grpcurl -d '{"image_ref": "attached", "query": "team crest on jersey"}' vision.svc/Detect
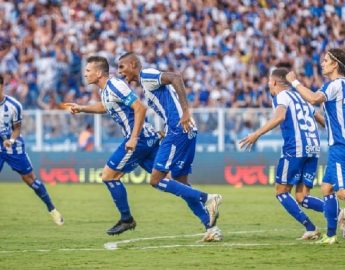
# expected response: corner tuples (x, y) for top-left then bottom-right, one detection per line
(147, 139), (154, 147)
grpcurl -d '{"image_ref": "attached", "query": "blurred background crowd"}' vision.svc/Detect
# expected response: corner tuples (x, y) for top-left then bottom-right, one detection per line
(0, 0), (344, 111)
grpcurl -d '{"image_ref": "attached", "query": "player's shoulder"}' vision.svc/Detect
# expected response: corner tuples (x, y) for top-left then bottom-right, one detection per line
(5, 95), (22, 109)
(107, 77), (132, 94)
(140, 68), (161, 78)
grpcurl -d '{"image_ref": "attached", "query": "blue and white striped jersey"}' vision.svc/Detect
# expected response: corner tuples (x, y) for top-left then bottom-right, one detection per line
(272, 89), (320, 157)
(100, 77), (156, 138)
(0, 96), (25, 154)
(140, 68), (196, 134)
(319, 78), (345, 146)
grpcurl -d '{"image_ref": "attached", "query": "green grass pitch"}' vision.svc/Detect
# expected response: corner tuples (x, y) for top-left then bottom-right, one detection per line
(0, 183), (344, 270)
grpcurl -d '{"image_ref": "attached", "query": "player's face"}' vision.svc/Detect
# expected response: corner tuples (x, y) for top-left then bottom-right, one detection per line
(321, 53), (337, 77)
(118, 58), (136, 83)
(84, 63), (100, 85)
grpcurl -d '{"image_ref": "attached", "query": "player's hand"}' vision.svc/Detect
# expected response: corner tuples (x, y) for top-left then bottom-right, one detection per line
(125, 137), (138, 152)
(286, 71), (297, 83)
(178, 111), (194, 133)
(64, 103), (82, 114)
(3, 139), (13, 148)
(239, 132), (259, 151)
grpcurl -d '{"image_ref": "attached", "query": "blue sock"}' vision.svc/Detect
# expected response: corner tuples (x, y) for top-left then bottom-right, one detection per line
(155, 178), (208, 202)
(301, 195), (324, 212)
(104, 180), (132, 221)
(276, 192), (315, 231)
(185, 183), (210, 229)
(29, 179), (55, 212)
(324, 194), (338, 237)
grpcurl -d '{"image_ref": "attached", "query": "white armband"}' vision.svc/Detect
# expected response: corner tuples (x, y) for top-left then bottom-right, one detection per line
(291, 80), (301, 88)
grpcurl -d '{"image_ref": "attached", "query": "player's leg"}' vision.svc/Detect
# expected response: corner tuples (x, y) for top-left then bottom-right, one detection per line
(295, 157), (323, 212)
(275, 157), (317, 238)
(316, 148), (340, 244)
(103, 140), (141, 235)
(4, 152), (64, 225)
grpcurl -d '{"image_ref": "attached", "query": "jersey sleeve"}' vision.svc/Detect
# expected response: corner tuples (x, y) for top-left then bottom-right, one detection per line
(108, 78), (138, 107)
(319, 81), (337, 101)
(140, 68), (162, 91)
(274, 92), (290, 108)
(9, 98), (23, 123)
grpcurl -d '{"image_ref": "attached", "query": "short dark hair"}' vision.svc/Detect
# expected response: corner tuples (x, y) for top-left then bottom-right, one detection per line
(0, 74), (3, 85)
(328, 48), (345, 75)
(270, 67), (289, 85)
(86, 56), (109, 75)
(119, 52), (136, 60)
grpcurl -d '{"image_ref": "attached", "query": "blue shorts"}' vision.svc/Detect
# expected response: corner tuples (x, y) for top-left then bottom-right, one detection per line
(107, 135), (160, 173)
(275, 156), (318, 188)
(323, 145), (345, 191)
(0, 152), (33, 175)
(154, 130), (197, 178)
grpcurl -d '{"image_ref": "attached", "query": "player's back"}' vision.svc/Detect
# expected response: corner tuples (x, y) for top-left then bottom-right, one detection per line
(140, 68), (188, 134)
(273, 89), (320, 157)
(101, 77), (156, 139)
(320, 78), (345, 146)
(0, 95), (25, 154)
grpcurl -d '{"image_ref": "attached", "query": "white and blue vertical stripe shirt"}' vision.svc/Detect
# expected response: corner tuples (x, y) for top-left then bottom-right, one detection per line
(100, 77), (156, 139)
(319, 78), (345, 146)
(140, 68), (196, 134)
(0, 96), (25, 154)
(272, 89), (320, 157)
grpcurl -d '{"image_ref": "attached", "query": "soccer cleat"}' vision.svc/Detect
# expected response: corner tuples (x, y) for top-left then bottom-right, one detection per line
(202, 226), (223, 242)
(337, 208), (345, 238)
(50, 209), (64, 226)
(205, 194), (222, 226)
(315, 234), (337, 245)
(297, 228), (321, 240)
(106, 219), (136, 236)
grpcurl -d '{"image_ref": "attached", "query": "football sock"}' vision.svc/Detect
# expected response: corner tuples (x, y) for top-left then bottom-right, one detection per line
(155, 178), (208, 202)
(276, 192), (315, 231)
(324, 194), (338, 237)
(155, 179), (210, 227)
(301, 195), (324, 212)
(184, 183), (210, 229)
(104, 180), (132, 221)
(29, 179), (55, 212)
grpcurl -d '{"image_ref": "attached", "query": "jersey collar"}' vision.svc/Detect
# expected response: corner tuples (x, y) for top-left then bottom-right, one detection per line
(0, 96), (7, 106)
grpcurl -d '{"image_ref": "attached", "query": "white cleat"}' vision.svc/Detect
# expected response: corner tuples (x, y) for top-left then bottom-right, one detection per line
(50, 209), (64, 226)
(297, 228), (321, 240)
(202, 226), (223, 242)
(338, 208), (345, 238)
(205, 194), (222, 226)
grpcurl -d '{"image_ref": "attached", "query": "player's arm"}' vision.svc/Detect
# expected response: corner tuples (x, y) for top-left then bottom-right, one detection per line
(314, 111), (325, 128)
(3, 122), (21, 148)
(160, 72), (194, 132)
(239, 105), (286, 151)
(66, 102), (106, 114)
(125, 99), (147, 152)
(286, 71), (326, 105)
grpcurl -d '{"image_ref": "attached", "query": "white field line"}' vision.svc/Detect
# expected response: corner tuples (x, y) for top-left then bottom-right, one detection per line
(0, 228), (306, 254)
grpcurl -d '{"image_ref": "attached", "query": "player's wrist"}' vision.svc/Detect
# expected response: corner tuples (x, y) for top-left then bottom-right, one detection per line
(291, 80), (301, 88)
(9, 138), (15, 144)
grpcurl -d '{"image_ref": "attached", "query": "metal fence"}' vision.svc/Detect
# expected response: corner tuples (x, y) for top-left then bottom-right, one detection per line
(21, 108), (328, 152)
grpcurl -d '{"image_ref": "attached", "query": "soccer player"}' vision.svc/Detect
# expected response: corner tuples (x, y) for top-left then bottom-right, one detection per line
(0, 74), (63, 225)
(118, 52), (222, 242)
(66, 56), (160, 235)
(240, 67), (325, 241)
(286, 48), (345, 244)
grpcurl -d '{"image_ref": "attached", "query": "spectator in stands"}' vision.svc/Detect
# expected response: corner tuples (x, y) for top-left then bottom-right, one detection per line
(78, 123), (94, 151)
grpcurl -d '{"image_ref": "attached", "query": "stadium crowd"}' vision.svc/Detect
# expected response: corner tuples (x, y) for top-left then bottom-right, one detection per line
(0, 0), (344, 110)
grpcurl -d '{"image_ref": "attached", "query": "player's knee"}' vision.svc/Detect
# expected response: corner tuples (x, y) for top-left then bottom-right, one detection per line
(295, 194), (305, 204)
(149, 177), (160, 186)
